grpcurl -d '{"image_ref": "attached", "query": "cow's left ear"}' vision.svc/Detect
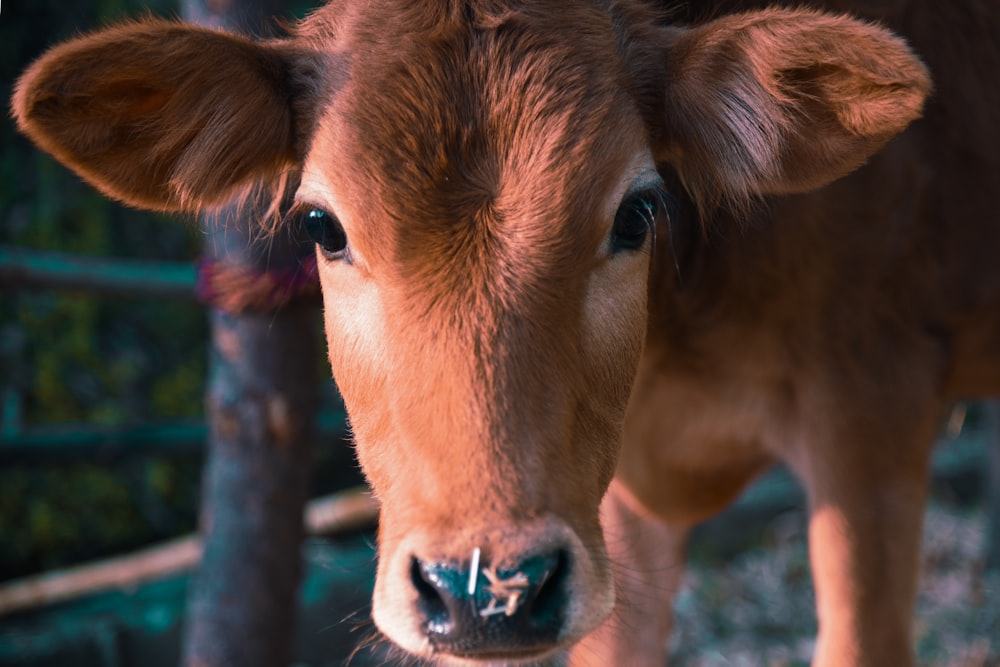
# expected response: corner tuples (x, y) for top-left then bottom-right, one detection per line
(631, 9), (931, 209)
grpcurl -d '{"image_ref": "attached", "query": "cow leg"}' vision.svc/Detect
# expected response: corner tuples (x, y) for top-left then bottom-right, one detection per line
(568, 478), (689, 667)
(791, 422), (936, 667)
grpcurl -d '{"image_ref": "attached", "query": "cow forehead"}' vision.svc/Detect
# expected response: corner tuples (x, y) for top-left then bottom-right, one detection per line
(300, 0), (648, 284)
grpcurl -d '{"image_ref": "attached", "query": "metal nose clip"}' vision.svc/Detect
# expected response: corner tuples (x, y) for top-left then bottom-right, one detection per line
(467, 547), (481, 596)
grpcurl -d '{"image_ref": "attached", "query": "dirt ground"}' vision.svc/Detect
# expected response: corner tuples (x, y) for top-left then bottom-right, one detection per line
(668, 502), (1000, 666)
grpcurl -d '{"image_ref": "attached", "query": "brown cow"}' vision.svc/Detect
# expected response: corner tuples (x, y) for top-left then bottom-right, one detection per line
(12, 0), (999, 664)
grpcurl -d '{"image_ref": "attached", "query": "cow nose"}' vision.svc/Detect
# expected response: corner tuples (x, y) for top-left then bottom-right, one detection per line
(410, 549), (569, 657)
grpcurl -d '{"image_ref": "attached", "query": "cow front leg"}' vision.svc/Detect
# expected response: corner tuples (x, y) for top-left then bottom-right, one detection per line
(568, 478), (689, 667)
(793, 430), (935, 667)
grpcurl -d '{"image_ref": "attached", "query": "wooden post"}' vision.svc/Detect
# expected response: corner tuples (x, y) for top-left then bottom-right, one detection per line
(182, 219), (317, 667)
(178, 3), (316, 665)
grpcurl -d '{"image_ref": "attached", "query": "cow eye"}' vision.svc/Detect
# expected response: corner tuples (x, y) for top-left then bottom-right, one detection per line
(611, 189), (659, 253)
(299, 207), (349, 260)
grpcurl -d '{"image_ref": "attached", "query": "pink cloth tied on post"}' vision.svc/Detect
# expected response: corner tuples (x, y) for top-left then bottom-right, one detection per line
(195, 253), (321, 314)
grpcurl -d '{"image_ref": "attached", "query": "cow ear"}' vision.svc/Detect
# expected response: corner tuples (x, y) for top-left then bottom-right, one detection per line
(641, 10), (930, 210)
(12, 20), (312, 212)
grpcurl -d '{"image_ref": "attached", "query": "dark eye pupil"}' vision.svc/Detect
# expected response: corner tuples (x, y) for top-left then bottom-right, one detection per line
(303, 209), (348, 256)
(612, 191), (657, 252)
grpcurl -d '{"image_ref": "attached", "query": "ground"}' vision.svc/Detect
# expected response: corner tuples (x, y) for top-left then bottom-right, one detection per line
(669, 502), (1000, 666)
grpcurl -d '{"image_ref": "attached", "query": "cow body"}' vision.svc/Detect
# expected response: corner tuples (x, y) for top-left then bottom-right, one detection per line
(12, 0), (1000, 664)
(606, 5), (1000, 664)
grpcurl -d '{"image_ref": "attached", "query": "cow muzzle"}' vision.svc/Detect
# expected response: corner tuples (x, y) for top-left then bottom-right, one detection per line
(412, 547), (569, 658)
(372, 517), (613, 662)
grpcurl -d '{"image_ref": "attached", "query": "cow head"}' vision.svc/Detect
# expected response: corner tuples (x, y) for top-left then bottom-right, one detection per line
(13, 1), (928, 662)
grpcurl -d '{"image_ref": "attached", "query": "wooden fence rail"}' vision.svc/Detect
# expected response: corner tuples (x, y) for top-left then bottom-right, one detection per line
(0, 411), (347, 464)
(0, 486), (378, 617)
(0, 244), (197, 297)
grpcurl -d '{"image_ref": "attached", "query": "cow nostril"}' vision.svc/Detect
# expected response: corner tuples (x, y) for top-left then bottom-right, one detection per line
(528, 549), (569, 626)
(410, 557), (452, 636)
(408, 548), (571, 656)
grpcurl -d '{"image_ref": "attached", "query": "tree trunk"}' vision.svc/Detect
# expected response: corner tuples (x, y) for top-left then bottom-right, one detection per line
(178, 3), (316, 665)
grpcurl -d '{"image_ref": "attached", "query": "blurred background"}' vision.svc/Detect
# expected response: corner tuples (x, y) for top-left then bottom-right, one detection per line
(0, 0), (367, 580)
(2, 0), (211, 586)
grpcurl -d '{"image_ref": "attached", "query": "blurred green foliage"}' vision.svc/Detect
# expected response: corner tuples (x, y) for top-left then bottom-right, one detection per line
(0, 461), (202, 579)
(0, 0), (324, 582)
(2, 0), (205, 428)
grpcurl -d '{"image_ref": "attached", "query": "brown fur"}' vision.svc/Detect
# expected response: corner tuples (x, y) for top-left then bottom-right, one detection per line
(11, 0), (997, 664)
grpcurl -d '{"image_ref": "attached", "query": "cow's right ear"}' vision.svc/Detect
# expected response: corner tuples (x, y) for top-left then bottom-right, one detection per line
(12, 20), (316, 212)
(631, 9), (931, 211)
